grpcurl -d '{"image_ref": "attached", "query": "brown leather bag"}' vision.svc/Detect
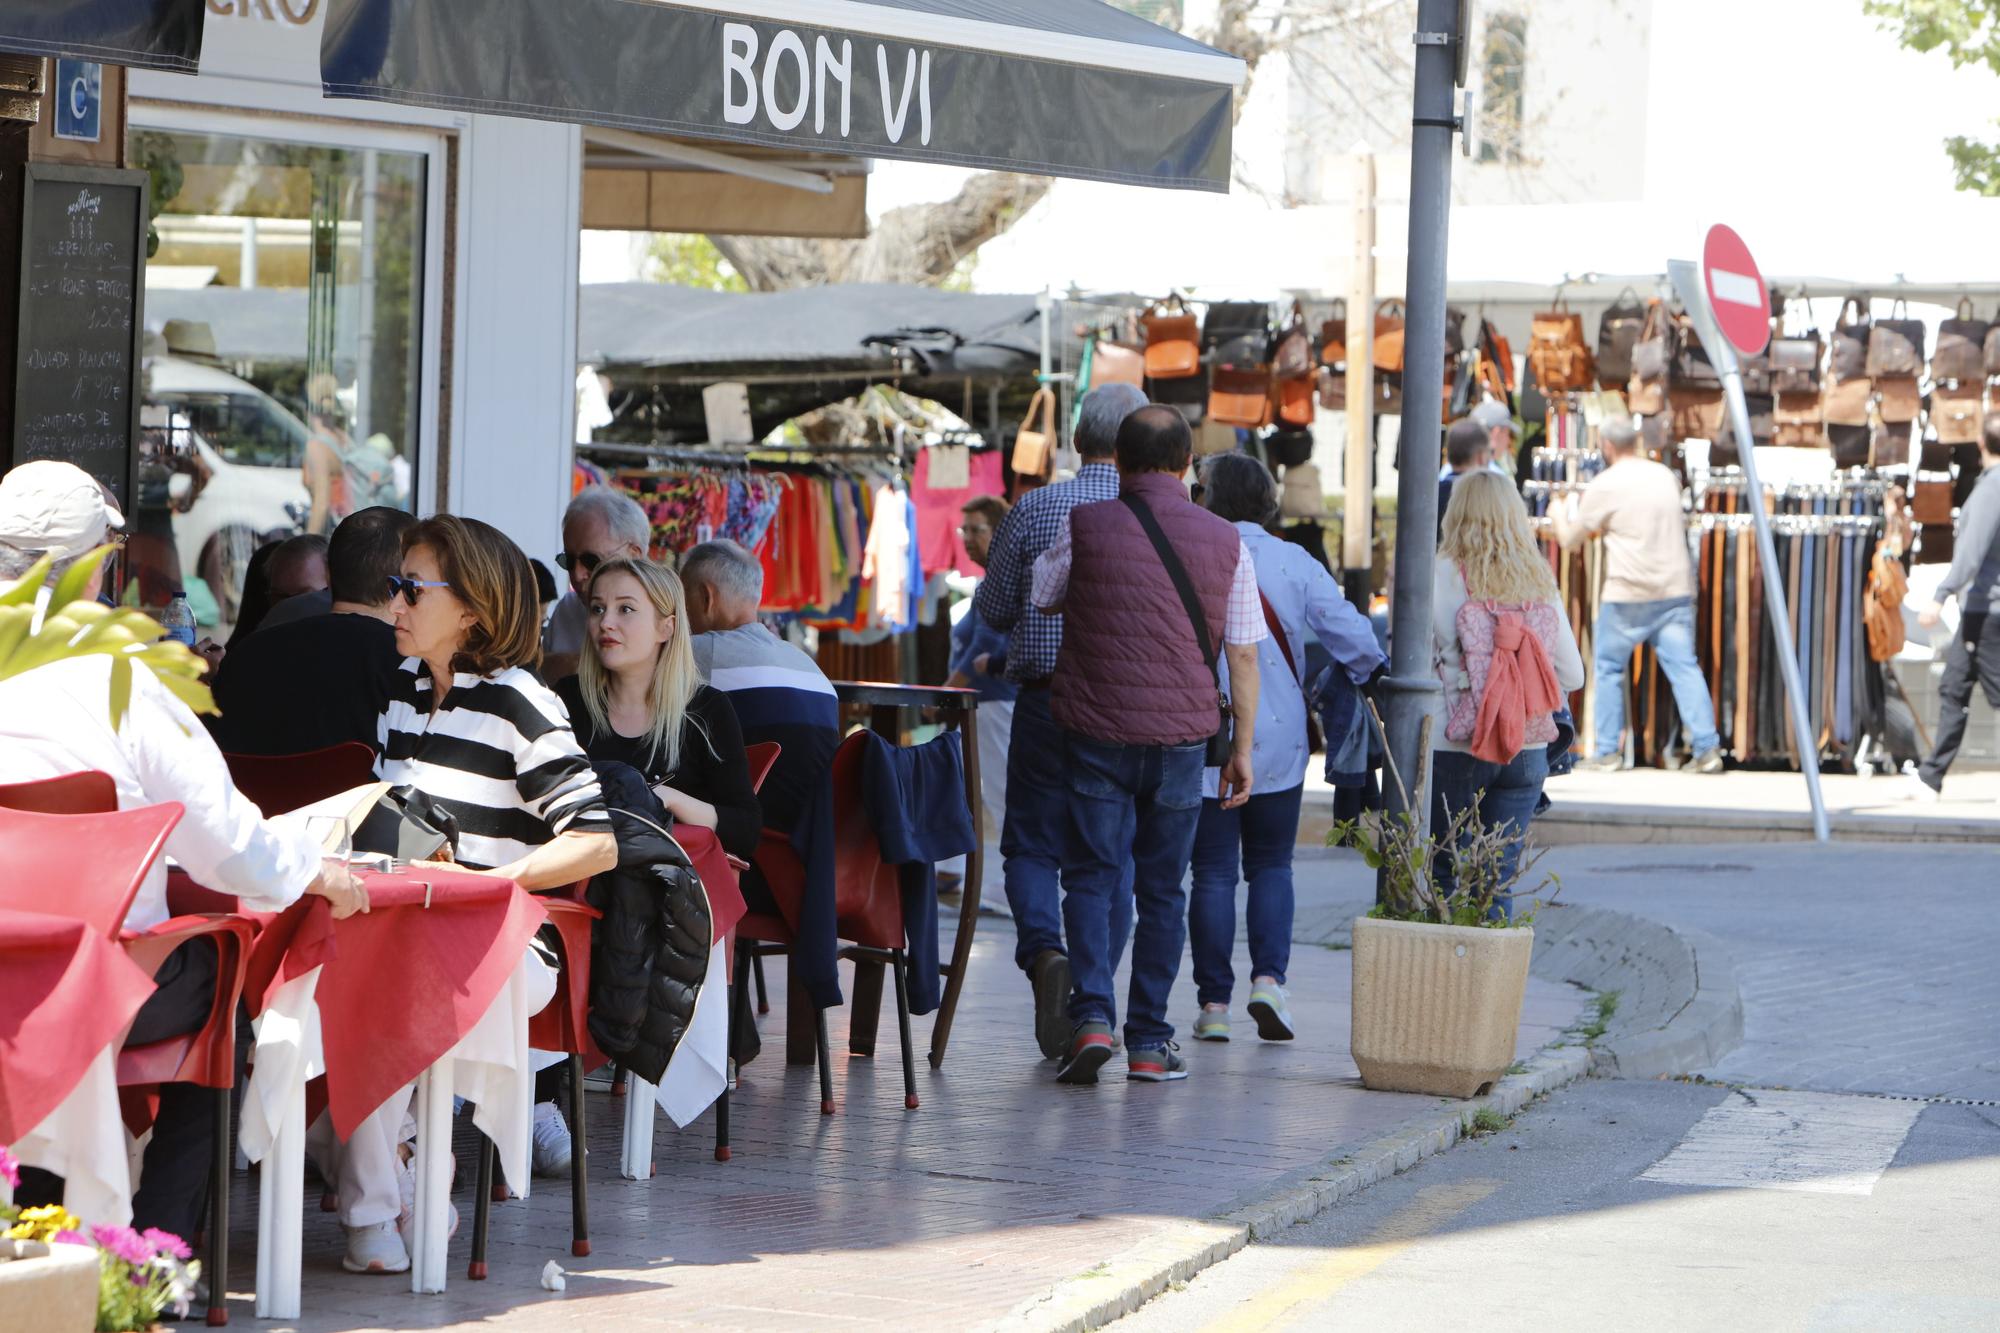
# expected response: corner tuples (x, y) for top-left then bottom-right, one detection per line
(1274, 373), (1315, 429)
(1769, 333), (1822, 394)
(1090, 340), (1144, 389)
(1628, 302), (1670, 414)
(1316, 364), (1347, 410)
(1829, 298), (1870, 383)
(1319, 299), (1348, 368)
(1772, 391), (1825, 448)
(1273, 301), (1312, 381)
(1875, 377), (1920, 425)
(1373, 300), (1407, 374)
(1529, 300), (1595, 392)
(1867, 300), (1926, 379)
(1671, 312), (1721, 389)
(1985, 302), (2000, 376)
(1913, 476), (1954, 525)
(1011, 387), (1056, 477)
(1933, 384), (1983, 444)
(1934, 297), (1989, 384)
(1208, 365), (1273, 428)
(1141, 297), (1201, 380)
(1822, 376), (1873, 427)
(1668, 386), (1725, 443)
(1596, 288), (1646, 387)
(1864, 550), (1907, 663)
(1870, 421), (1912, 471)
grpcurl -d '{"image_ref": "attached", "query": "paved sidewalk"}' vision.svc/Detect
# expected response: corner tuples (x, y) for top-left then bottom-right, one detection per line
(220, 874), (1582, 1331)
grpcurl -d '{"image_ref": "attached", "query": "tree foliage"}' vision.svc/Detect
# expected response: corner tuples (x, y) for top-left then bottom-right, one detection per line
(1867, 0), (2000, 194)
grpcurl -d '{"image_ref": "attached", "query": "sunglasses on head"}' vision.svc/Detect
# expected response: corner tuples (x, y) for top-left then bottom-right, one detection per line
(386, 575), (450, 605)
(554, 551), (607, 575)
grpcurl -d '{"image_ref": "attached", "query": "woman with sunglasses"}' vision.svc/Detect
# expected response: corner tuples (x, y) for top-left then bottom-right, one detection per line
(323, 514), (616, 1279)
(553, 556), (762, 859)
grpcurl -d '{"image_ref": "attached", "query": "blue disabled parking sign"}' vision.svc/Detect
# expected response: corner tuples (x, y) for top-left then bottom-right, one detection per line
(54, 60), (101, 143)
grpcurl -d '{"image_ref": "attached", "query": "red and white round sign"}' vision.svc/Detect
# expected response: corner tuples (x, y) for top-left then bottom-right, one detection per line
(1702, 224), (1771, 359)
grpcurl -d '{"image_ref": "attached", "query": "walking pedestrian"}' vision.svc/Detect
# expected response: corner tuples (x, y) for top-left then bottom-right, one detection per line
(944, 496), (1015, 886)
(1553, 418), (1722, 772)
(1911, 412), (2000, 800)
(1433, 472), (1586, 916)
(973, 384), (1143, 1060)
(1189, 454), (1384, 1043)
(1033, 406), (1265, 1085)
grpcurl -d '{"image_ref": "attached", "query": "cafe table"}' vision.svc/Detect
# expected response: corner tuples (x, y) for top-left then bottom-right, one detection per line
(0, 907), (156, 1226)
(235, 868), (548, 1316)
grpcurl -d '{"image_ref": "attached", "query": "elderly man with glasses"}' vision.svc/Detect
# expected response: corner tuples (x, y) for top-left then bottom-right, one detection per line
(542, 486), (651, 682)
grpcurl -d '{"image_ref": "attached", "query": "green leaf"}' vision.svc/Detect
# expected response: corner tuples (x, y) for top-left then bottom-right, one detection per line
(49, 544), (115, 613)
(109, 654), (132, 731)
(0, 553), (52, 607)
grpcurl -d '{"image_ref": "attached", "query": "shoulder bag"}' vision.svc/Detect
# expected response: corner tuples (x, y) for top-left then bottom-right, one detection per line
(1933, 383), (1983, 444)
(1628, 302), (1670, 414)
(1934, 297), (1988, 384)
(1320, 299), (1348, 368)
(1529, 298), (1594, 392)
(1596, 287), (1647, 386)
(1769, 332), (1822, 394)
(1829, 298), (1870, 383)
(1141, 295), (1201, 380)
(1119, 494), (1235, 768)
(1867, 299), (1925, 380)
(1012, 386), (1056, 477)
(1373, 300), (1407, 374)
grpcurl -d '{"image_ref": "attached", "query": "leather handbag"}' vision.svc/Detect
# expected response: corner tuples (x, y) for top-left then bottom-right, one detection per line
(1280, 461), (1325, 519)
(1274, 373), (1316, 428)
(1596, 287), (1646, 387)
(1208, 365), (1273, 428)
(1265, 428), (1314, 470)
(1920, 437), (1954, 470)
(1933, 384), (1984, 444)
(1529, 299), (1595, 392)
(1745, 392), (1775, 446)
(1829, 298), (1870, 383)
(1011, 386), (1057, 476)
(1770, 333), (1822, 394)
(1773, 390), (1825, 448)
(1194, 417), (1239, 457)
(1317, 364), (1347, 411)
(1668, 386), (1725, 442)
(1141, 296), (1201, 380)
(1201, 301), (1272, 356)
(1739, 352), (1772, 396)
(1913, 475), (1955, 525)
(1875, 376), (1921, 425)
(1671, 313), (1721, 389)
(1985, 303), (2000, 376)
(1373, 300), (1407, 374)
(1822, 376), (1873, 427)
(353, 785), (459, 863)
(1119, 493), (1234, 767)
(1827, 423), (1874, 470)
(1479, 319), (1518, 398)
(1870, 420), (1912, 471)
(1867, 300), (1926, 379)
(1150, 365), (1209, 422)
(1273, 301), (1313, 381)
(1934, 297), (1988, 384)
(1864, 549), (1908, 663)
(1628, 302), (1670, 414)
(1320, 299), (1348, 367)
(1090, 339), (1145, 389)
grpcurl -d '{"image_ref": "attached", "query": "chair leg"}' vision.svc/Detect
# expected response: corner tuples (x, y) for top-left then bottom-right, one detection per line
(206, 1086), (229, 1326)
(719, 949), (751, 1163)
(815, 1006), (835, 1116)
(468, 1134), (493, 1280)
(891, 949), (918, 1111)
(567, 1054), (590, 1257)
(753, 954), (770, 1015)
(610, 1062), (625, 1098)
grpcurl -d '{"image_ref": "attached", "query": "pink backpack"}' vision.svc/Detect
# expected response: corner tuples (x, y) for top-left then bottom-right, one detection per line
(1444, 599), (1563, 761)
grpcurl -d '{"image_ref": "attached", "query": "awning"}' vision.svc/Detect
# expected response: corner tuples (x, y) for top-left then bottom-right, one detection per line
(0, 0), (202, 72)
(320, 0), (1244, 192)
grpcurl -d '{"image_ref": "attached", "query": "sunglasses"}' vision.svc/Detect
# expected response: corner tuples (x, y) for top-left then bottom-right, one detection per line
(386, 575), (451, 605)
(554, 551), (607, 575)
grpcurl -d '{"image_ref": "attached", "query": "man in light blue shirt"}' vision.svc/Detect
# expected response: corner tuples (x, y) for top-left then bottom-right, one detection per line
(1189, 453), (1386, 1043)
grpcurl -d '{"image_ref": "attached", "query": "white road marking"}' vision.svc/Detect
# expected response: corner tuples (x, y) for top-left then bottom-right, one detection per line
(1639, 1090), (1923, 1196)
(1708, 267), (1763, 308)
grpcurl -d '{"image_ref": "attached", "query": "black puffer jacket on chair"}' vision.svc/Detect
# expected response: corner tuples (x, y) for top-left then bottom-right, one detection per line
(583, 763), (714, 1084)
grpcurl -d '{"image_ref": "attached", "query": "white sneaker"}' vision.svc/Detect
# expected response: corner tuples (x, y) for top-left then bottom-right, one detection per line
(392, 1147), (460, 1258)
(1906, 773), (1941, 803)
(342, 1221), (410, 1275)
(1246, 982), (1296, 1042)
(532, 1100), (573, 1176)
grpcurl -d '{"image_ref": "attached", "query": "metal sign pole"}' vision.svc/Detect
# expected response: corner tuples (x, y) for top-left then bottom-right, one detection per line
(1667, 259), (1830, 843)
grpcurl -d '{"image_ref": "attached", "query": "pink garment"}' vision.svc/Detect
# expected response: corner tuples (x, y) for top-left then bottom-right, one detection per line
(1449, 601), (1563, 765)
(912, 447), (1005, 577)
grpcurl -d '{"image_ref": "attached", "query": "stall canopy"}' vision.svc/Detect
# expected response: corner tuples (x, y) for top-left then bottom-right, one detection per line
(320, 0), (1245, 191)
(0, 0), (202, 72)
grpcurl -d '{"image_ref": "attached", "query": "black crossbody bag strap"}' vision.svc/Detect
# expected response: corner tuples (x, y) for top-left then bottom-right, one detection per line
(1120, 494), (1220, 688)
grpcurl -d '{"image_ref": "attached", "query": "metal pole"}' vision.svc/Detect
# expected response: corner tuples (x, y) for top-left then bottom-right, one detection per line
(1342, 150), (1376, 613)
(1380, 0), (1463, 836)
(1667, 260), (1830, 843)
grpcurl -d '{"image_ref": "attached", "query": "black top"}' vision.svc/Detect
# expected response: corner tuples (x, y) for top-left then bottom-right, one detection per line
(207, 611), (403, 758)
(554, 677), (763, 860)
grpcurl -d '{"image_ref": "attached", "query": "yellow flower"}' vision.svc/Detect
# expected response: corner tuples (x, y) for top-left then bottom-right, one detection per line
(5, 1203), (82, 1241)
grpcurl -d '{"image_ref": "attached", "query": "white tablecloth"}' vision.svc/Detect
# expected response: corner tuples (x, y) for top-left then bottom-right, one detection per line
(12, 1045), (129, 1225)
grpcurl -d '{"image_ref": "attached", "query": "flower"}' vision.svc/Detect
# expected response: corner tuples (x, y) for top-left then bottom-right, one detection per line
(51, 1229), (88, 1246)
(0, 1144), (19, 1190)
(91, 1223), (154, 1267)
(5, 1202), (81, 1242)
(142, 1227), (193, 1261)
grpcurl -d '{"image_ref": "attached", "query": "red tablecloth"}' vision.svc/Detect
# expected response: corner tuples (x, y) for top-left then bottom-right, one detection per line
(244, 869), (547, 1139)
(0, 908), (155, 1144)
(672, 825), (744, 943)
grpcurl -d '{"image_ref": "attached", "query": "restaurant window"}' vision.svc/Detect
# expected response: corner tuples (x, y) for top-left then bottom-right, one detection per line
(125, 124), (427, 630)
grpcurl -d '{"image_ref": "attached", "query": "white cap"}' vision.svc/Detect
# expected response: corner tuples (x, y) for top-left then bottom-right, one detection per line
(0, 460), (125, 561)
(1469, 400), (1520, 438)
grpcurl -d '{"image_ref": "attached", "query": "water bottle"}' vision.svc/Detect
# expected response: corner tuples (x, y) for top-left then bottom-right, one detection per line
(161, 590), (197, 647)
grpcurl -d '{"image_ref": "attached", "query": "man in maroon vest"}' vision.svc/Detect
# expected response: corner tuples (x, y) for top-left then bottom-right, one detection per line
(1032, 406), (1264, 1084)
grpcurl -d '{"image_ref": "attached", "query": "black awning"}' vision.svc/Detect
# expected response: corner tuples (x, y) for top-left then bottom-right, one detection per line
(0, 1), (203, 73)
(321, 0), (1243, 192)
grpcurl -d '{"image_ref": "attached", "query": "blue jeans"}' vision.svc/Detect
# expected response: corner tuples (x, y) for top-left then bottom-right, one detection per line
(1188, 785), (1304, 1006)
(1003, 689), (1131, 970)
(1062, 735), (1205, 1049)
(1591, 597), (1720, 759)
(1431, 747), (1550, 922)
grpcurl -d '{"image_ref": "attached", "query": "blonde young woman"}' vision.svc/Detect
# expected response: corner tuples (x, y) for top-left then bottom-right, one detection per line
(1431, 466), (1586, 910)
(554, 557), (762, 860)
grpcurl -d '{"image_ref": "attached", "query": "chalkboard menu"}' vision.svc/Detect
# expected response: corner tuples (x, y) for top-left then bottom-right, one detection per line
(12, 163), (148, 510)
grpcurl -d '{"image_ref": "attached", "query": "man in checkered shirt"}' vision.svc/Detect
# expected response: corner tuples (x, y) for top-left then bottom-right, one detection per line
(975, 384), (1145, 1062)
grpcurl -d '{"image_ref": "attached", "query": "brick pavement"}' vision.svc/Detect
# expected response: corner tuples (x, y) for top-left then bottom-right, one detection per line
(220, 879), (1582, 1331)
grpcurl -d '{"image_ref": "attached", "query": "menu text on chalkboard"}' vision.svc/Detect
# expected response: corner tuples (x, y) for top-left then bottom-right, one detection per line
(12, 163), (148, 510)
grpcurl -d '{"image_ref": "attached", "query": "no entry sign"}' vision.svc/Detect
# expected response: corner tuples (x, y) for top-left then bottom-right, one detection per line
(1702, 224), (1771, 359)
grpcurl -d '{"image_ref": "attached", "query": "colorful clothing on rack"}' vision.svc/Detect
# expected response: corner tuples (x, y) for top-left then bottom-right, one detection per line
(912, 445), (1006, 577)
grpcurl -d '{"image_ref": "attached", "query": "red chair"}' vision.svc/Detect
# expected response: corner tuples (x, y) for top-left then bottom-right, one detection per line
(223, 743), (377, 817)
(711, 742), (780, 1162)
(0, 801), (253, 1328)
(0, 769), (117, 814)
(824, 736), (921, 1112)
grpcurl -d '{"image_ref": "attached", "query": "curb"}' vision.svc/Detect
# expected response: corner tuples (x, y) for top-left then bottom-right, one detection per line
(991, 1045), (1591, 1333)
(1589, 922), (1744, 1081)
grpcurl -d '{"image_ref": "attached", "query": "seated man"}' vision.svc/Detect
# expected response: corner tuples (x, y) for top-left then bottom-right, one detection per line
(208, 506), (416, 756)
(0, 460), (368, 1247)
(248, 531), (334, 632)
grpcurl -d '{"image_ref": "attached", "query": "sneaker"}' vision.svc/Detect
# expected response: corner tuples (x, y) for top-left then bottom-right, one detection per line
(392, 1149), (460, 1256)
(1055, 1021), (1115, 1085)
(1028, 950), (1072, 1062)
(1906, 773), (1941, 803)
(1576, 753), (1623, 773)
(1246, 983), (1295, 1041)
(342, 1221), (410, 1275)
(1691, 747), (1726, 775)
(1126, 1043), (1189, 1082)
(532, 1101), (573, 1176)
(1192, 1006), (1231, 1042)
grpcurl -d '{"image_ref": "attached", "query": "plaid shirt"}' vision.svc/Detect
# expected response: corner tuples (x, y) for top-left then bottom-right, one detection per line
(974, 463), (1121, 682)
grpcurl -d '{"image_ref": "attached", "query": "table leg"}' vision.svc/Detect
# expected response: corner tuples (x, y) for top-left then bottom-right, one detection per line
(622, 1072), (655, 1181)
(411, 1067), (454, 1294)
(254, 1078), (304, 1320)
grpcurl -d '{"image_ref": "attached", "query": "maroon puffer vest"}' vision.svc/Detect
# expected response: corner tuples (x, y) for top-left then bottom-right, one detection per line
(1053, 471), (1241, 746)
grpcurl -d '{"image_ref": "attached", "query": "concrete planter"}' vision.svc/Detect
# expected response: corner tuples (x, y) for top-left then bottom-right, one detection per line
(0, 1237), (101, 1331)
(1350, 916), (1535, 1098)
